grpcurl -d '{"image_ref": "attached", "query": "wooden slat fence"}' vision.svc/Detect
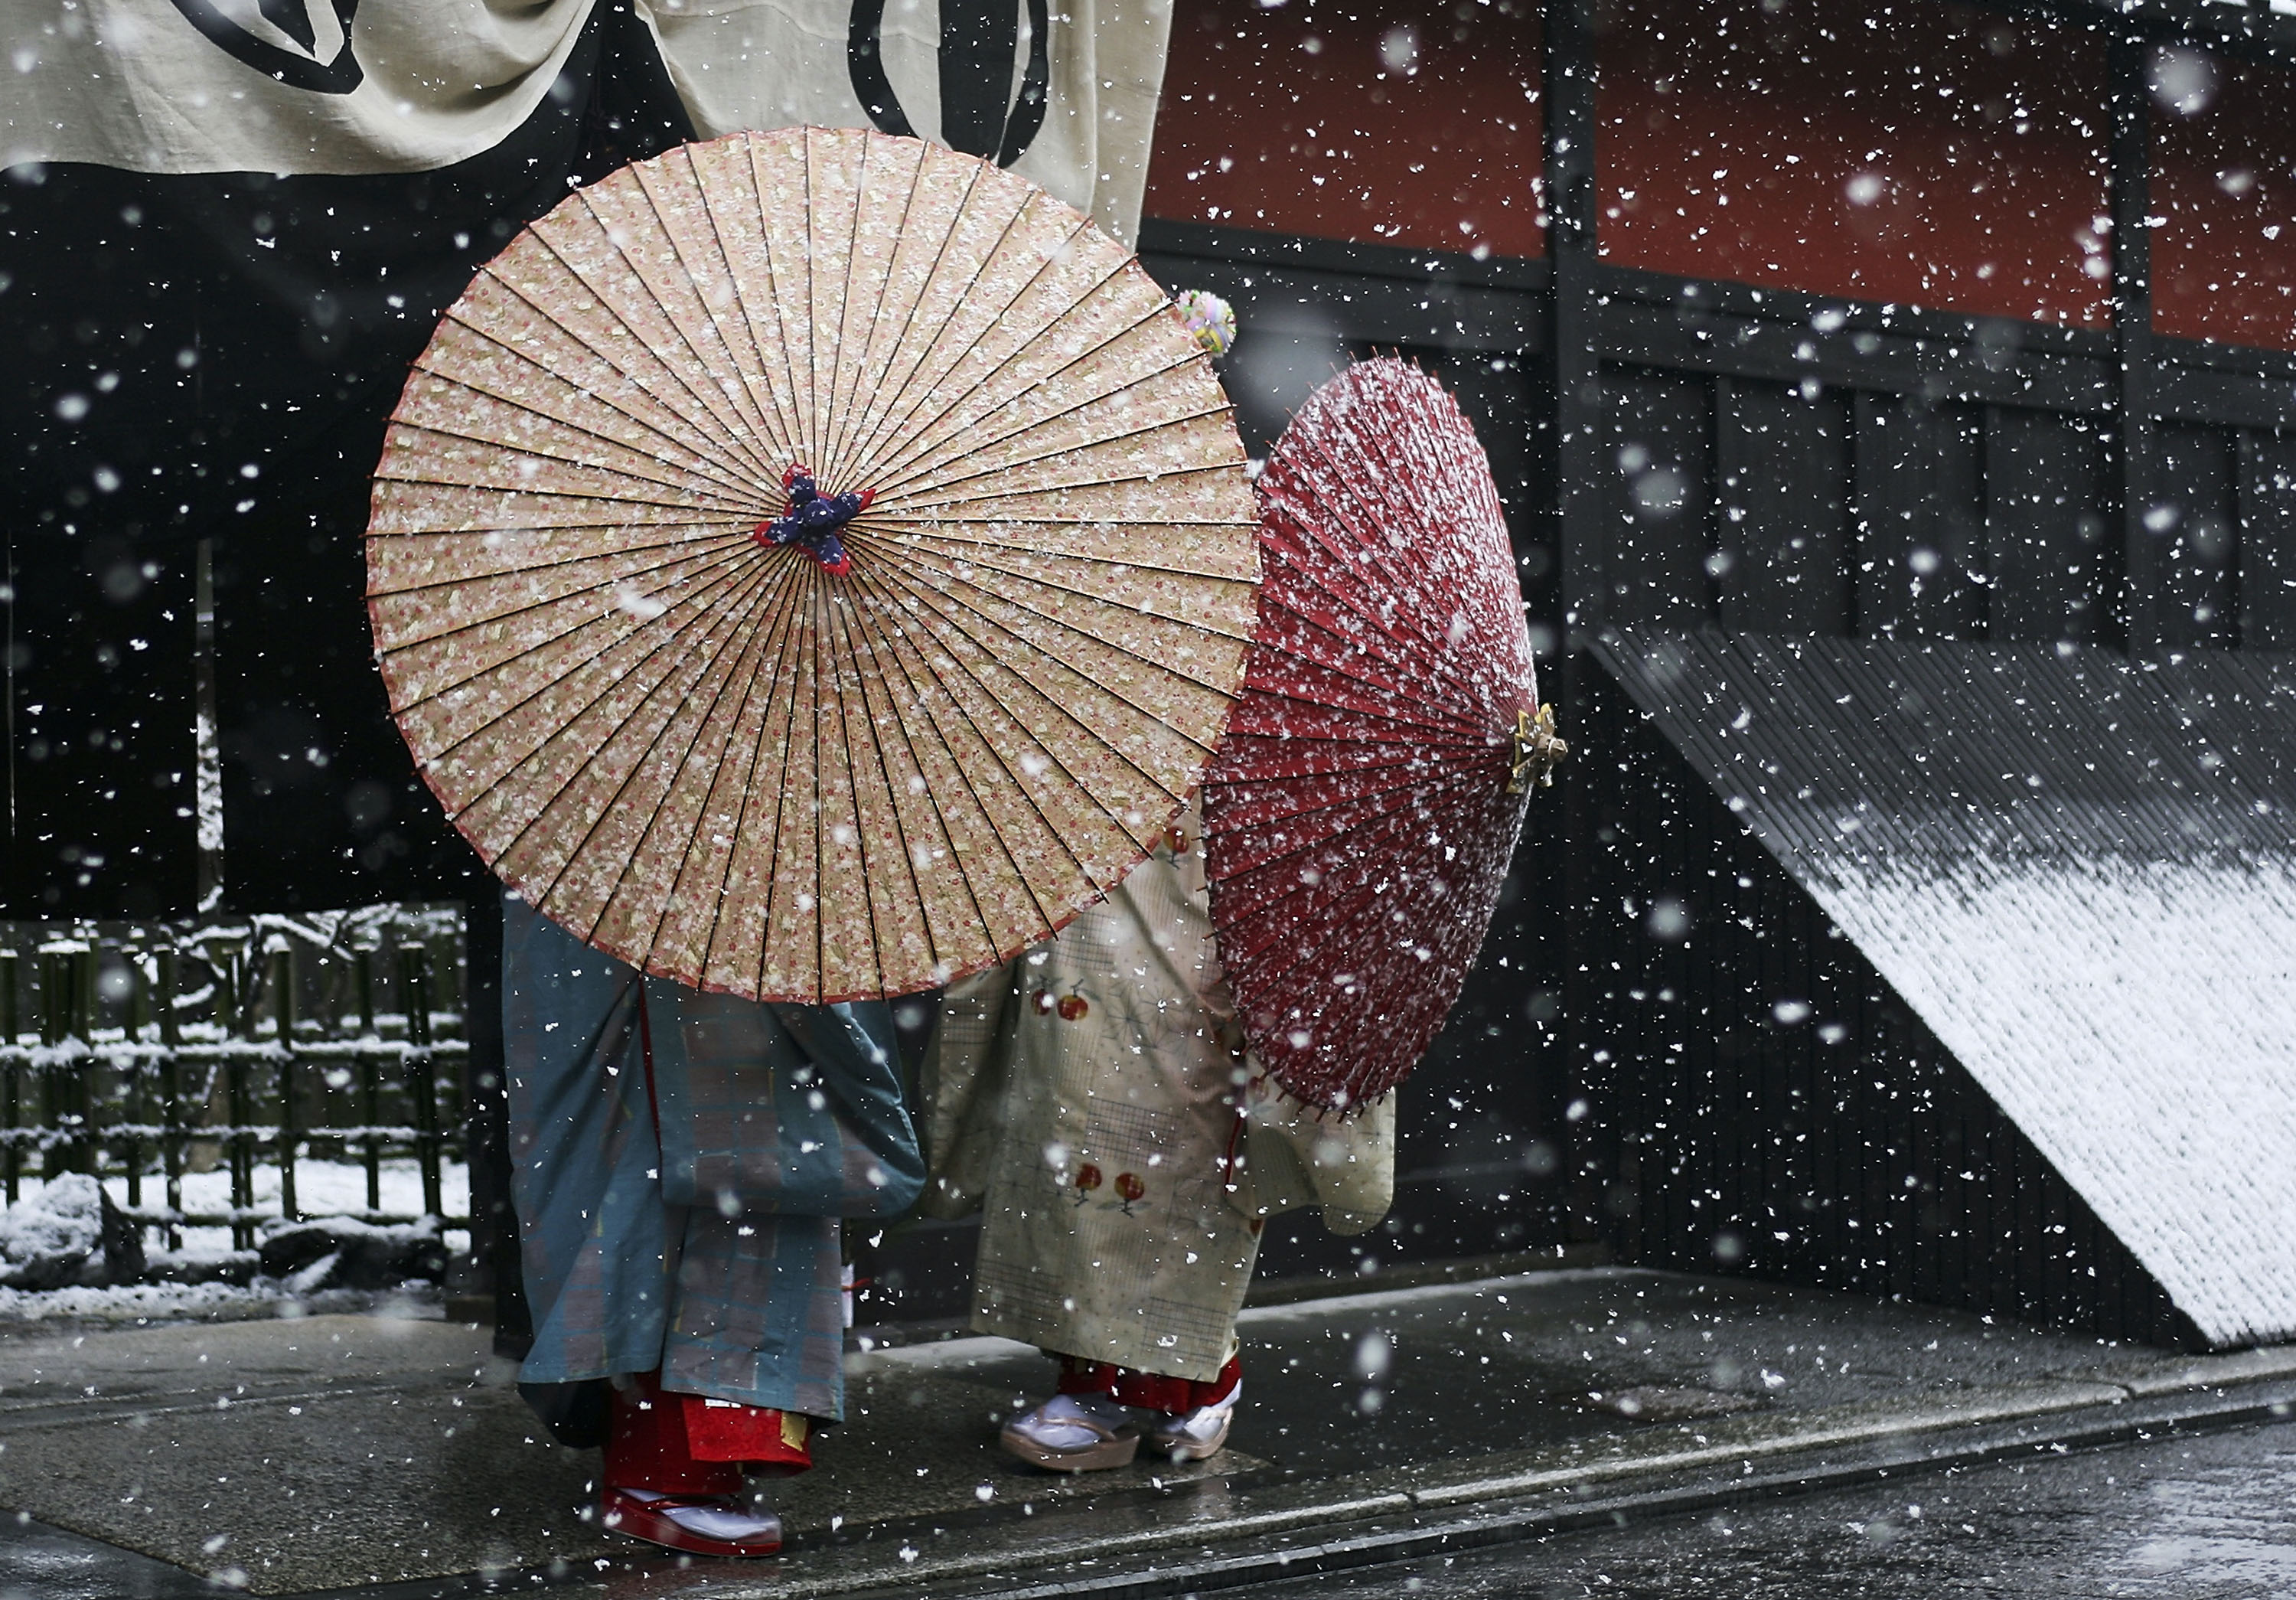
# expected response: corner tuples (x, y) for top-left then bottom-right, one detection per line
(0, 925), (468, 1251)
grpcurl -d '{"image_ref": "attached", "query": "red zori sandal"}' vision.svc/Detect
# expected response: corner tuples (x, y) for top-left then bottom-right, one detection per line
(599, 1486), (784, 1557)
(599, 1370), (811, 1556)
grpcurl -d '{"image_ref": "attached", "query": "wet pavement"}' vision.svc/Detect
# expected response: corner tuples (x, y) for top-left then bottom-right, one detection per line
(0, 1266), (2288, 1597)
(1231, 1417), (2296, 1598)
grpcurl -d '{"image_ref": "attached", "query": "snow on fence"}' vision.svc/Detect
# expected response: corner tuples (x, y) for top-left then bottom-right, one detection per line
(0, 909), (469, 1252)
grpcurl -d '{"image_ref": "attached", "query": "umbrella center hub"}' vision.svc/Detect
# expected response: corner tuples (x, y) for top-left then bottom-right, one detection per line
(1507, 704), (1568, 795)
(755, 465), (872, 576)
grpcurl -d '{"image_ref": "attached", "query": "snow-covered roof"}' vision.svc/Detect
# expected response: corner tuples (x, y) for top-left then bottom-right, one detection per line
(1594, 629), (2296, 1350)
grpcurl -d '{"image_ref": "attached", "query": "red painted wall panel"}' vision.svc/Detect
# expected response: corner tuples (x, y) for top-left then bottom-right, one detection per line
(2152, 54), (2296, 351)
(1595, 0), (2110, 325)
(1142, 0), (1544, 259)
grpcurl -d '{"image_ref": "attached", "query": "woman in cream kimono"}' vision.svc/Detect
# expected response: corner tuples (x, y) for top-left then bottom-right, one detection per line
(920, 805), (1395, 1469)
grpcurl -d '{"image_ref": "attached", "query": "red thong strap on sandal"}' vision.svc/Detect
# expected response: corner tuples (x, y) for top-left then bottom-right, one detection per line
(684, 1393), (813, 1475)
(606, 1370), (814, 1492)
(1058, 1354), (1242, 1416)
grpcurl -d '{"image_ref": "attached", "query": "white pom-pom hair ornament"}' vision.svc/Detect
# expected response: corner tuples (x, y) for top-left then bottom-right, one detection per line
(1172, 289), (1238, 358)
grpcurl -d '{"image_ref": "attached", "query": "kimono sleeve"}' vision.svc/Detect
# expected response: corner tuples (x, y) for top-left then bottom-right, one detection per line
(652, 988), (924, 1220)
(1228, 1072), (1398, 1237)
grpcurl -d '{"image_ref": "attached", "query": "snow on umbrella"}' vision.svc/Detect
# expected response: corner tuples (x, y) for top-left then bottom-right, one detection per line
(1203, 358), (1565, 1110)
(366, 126), (1260, 1004)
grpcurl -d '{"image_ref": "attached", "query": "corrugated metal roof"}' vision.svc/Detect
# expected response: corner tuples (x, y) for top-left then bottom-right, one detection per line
(1590, 631), (2296, 864)
(1593, 629), (2296, 1348)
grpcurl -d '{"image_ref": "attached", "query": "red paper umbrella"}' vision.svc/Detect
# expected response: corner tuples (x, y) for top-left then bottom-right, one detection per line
(1203, 358), (1567, 1111)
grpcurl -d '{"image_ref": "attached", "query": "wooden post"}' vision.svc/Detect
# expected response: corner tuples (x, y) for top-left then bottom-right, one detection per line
(357, 947), (381, 1214)
(1544, 0), (1609, 1246)
(227, 952), (253, 1252)
(403, 945), (443, 1220)
(76, 949), (96, 1177)
(2109, 37), (2155, 653)
(461, 890), (528, 1354)
(123, 951), (146, 1212)
(158, 948), (184, 1252)
(273, 946), (298, 1225)
(1, 951), (18, 1206)
(1544, 0), (1603, 642)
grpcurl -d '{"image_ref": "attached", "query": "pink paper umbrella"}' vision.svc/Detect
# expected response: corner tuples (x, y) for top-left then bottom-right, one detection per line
(365, 126), (1261, 1003)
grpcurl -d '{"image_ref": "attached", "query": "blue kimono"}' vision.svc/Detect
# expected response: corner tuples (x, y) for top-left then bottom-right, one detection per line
(503, 897), (923, 1423)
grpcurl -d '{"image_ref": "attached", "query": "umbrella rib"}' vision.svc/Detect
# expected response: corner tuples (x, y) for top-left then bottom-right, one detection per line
(386, 566), (763, 777)
(840, 209), (1097, 491)
(826, 570), (1012, 976)
(856, 202), (1086, 480)
(817, 134), (930, 484)
(1262, 485), (1506, 712)
(856, 552), (1196, 822)
(857, 250), (1133, 482)
(578, 178), (789, 487)
(1279, 432), (1515, 700)
(889, 447), (1245, 511)
(1211, 741), (1499, 799)
(453, 274), (771, 496)
(644, 146), (802, 470)
(415, 335), (765, 506)
(898, 534), (1261, 622)
(819, 580), (935, 980)
(520, 552), (791, 920)
(875, 524), (1254, 584)
(606, 552), (812, 970)
(1214, 769), (1495, 1000)
(410, 547), (765, 774)
(478, 552), (784, 893)
(373, 528), (755, 601)
(707, 134), (808, 475)
(384, 396), (762, 510)
(870, 537), (1254, 688)
(820, 579), (928, 993)
(1231, 685), (1492, 749)
(811, 130), (872, 497)
(378, 534), (754, 678)
(863, 331), (1195, 502)
(825, 155), (984, 488)
(519, 227), (781, 489)
(838, 179), (1033, 480)
(797, 131), (825, 471)
(377, 514), (742, 538)
(378, 428), (754, 517)
(1252, 579), (1483, 710)
(689, 550), (820, 995)
(854, 532), (1233, 756)
(1243, 602), (1501, 738)
(752, 136), (821, 478)
(803, 564), (832, 999)
(1218, 828), (1416, 979)
(846, 554), (1077, 942)
(837, 561), (1087, 933)
(1207, 754), (1502, 854)
(808, 560), (890, 998)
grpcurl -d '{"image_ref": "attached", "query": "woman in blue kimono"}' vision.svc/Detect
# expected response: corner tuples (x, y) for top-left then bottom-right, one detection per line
(501, 896), (924, 1556)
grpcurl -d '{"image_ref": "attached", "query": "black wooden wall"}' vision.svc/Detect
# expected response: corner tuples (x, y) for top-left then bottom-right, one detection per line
(1591, 277), (2296, 651)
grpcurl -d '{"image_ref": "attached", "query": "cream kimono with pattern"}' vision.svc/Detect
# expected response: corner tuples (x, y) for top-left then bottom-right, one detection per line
(919, 812), (1396, 1383)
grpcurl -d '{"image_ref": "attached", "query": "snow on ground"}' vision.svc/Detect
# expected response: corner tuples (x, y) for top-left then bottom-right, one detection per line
(0, 1278), (445, 1326)
(4, 1157), (470, 1259)
(0, 1158), (470, 1323)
